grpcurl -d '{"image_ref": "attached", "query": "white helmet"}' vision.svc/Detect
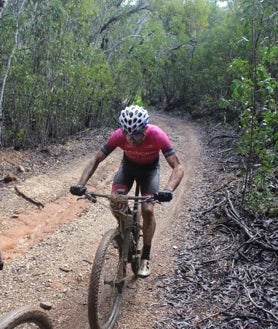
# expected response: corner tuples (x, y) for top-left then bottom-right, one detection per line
(119, 105), (149, 134)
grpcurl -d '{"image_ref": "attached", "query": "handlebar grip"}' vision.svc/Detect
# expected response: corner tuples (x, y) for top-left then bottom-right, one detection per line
(70, 184), (87, 196)
(154, 190), (173, 202)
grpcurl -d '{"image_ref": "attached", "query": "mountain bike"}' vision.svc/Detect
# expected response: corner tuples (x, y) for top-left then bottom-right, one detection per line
(81, 183), (169, 329)
(0, 305), (53, 329)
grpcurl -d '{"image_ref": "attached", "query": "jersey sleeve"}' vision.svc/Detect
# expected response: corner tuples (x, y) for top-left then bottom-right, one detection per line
(100, 129), (123, 156)
(101, 144), (114, 156)
(162, 147), (176, 158)
(156, 127), (176, 158)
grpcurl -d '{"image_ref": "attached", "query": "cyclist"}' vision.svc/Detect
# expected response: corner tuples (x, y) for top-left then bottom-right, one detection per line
(70, 105), (184, 277)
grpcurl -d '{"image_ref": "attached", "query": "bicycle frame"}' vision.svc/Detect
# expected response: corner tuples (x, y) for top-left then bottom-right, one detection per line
(121, 212), (134, 263)
(85, 182), (149, 329)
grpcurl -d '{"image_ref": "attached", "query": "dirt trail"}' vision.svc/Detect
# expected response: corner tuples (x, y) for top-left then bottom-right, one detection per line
(0, 112), (202, 328)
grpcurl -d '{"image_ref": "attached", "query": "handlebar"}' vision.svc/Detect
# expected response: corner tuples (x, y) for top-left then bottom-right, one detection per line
(83, 191), (156, 204)
(72, 186), (173, 203)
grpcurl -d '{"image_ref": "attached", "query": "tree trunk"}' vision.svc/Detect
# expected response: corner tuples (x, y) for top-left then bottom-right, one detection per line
(0, 0), (8, 18)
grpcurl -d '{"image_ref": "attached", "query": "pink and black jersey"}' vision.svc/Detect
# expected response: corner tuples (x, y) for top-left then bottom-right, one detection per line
(101, 124), (175, 165)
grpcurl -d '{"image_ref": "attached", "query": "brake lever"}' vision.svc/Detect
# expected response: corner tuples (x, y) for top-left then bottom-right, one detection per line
(76, 193), (97, 203)
(143, 196), (161, 204)
(85, 192), (97, 203)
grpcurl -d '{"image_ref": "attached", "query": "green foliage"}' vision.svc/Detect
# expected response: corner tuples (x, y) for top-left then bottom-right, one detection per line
(211, 0), (278, 212)
(226, 55), (277, 210)
(245, 186), (278, 215)
(1, 0), (121, 145)
(133, 95), (144, 106)
(0, 0), (277, 212)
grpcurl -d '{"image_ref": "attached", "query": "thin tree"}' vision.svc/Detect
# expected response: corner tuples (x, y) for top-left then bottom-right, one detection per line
(0, 0), (8, 18)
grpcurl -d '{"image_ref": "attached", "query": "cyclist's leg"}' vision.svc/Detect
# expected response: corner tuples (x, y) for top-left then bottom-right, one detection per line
(110, 161), (134, 225)
(139, 164), (160, 250)
(137, 165), (160, 277)
(141, 202), (156, 256)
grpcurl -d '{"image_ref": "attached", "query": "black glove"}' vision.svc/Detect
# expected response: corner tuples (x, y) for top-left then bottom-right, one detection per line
(70, 184), (87, 196)
(154, 189), (173, 202)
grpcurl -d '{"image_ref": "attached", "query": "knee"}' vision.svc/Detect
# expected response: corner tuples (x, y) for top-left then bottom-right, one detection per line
(142, 205), (154, 220)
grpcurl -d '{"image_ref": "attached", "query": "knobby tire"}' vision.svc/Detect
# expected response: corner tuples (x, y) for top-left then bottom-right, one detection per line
(88, 228), (124, 329)
(0, 305), (53, 329)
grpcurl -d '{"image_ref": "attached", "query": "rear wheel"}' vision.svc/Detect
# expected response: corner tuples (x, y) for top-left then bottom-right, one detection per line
(0, 305), (53, 329)
(88, 228), (125, 329)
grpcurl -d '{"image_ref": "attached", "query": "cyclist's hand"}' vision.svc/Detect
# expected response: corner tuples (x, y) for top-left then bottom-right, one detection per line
(154, 189), (173, 202)
(70, 184), (87, 196)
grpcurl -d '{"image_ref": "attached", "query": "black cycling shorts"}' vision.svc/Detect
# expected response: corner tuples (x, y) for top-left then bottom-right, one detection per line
(112, 156), (160, 196)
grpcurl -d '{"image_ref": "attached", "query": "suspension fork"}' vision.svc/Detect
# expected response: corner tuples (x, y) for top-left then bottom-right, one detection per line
(121, 214), (133, 263)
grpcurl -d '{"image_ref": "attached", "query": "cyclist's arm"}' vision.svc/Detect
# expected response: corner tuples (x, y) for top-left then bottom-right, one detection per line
(164, 154), (184, 192)
(78, 150), (107, 185)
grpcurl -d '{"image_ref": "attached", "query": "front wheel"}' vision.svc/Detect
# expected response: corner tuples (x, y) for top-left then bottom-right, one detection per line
(0, 305), (53, 329)
(88, 228), (125, 329)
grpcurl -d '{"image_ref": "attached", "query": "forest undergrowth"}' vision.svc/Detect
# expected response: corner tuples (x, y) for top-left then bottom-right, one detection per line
(156, 120), (278, 329)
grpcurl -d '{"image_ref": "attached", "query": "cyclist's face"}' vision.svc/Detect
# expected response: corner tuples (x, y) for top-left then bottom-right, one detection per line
(125, 130), (145, 146)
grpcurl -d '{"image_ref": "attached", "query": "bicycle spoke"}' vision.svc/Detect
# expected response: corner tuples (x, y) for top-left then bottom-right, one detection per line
(97, 243), (123, 325)
(88, 229), (125, 329)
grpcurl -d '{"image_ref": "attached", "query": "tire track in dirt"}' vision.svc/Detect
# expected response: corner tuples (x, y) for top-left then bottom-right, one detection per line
(0, 112), (203, 329)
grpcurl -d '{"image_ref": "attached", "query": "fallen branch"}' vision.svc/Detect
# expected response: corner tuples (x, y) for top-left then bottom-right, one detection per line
(243, 284), (278, 322)
(215, 224), (236, 252)
(208, 135), (238, 145)
(14, 185), (44, 208)
(216, 148), (233, 154)
(197, 295), (240, 324)
(202, 197), (227, 215)
(225, 190), (277, 252)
